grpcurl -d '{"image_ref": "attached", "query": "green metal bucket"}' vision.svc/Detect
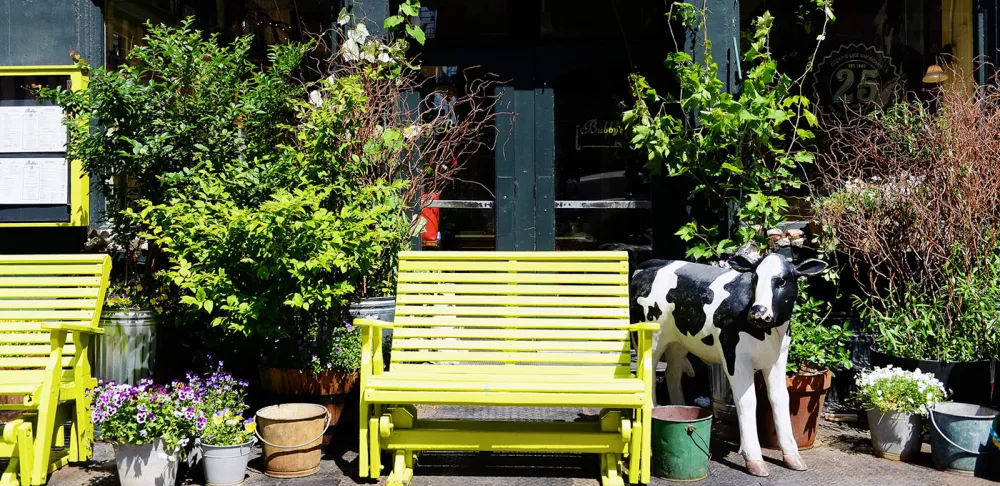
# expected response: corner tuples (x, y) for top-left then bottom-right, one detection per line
(651, 406), (713, 481)
(929, 402), (999, 477)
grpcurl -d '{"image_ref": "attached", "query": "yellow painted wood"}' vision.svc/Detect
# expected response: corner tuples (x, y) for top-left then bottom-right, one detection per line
(0, 311), (93, 321)
(0, 66), (90, 228)
(399, 251), (628, 261)
(0, 344), (76, 356)
(366, 390), (644, 407)
(397, 283), (629, 296)
(0, 255), (111, 485)
(390, 351), (631, 365)
(0, 300), (98, 309)
(0, 265), (106, 276)
(386, 364), (634, 377)
(394, 316), (629, 329)
(0, 289), (100, 299)
(395, 295), (628, 307)
(394, 306), (628, 318)
(376, 372), (636, 384)
(0, 357), (75, 368)
(360, 251), (652, 484)
(385, 424), (628, 454)
(391, 339), (628, 352)
(398, 260), (627, 273)
(366, 379), (643, 394)
(0, 277), (102, 288)
(398, 272), (627, 285)
(392, 328), (630, 341)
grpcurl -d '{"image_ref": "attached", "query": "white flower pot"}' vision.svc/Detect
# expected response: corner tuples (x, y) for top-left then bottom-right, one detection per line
(867, 409), (924, 461)
(114, 439), (179, 486)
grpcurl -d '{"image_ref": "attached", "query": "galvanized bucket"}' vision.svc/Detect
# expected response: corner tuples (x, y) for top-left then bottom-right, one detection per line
(651, 406), (713, 481)
(929, 402), (999, 476)
(93, 309), (158, 384)
(201, 439), (254, 486)
(867, 409), (923, 461)
(349, 297), (395, 367)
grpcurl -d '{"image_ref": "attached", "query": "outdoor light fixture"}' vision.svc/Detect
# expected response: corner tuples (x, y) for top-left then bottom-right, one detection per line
(922, 64), (949, 84)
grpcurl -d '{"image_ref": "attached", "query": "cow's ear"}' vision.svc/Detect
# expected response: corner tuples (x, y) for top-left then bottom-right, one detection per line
(794, 259), (828, 277)
(728, 255), (755, 273)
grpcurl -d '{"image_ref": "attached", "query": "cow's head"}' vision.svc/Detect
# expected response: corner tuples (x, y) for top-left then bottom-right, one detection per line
(729, 253), (827, 328)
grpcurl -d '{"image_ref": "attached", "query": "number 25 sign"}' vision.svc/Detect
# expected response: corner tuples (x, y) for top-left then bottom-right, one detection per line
(812, 43), (900, 112)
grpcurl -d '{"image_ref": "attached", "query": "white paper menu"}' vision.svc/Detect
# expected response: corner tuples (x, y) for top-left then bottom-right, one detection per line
(0, 106), (67, 153)
(0, 158), (68, 204)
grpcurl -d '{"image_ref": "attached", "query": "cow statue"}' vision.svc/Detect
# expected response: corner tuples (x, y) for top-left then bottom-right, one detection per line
(630, 253), (827, 477)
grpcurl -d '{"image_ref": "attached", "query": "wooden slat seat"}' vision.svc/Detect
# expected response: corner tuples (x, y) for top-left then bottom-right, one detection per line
(0, 255), (111, 486)
(357, 251), (655, 486)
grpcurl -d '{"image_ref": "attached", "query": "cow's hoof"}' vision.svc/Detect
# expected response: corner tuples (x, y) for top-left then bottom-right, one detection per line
(745, 459), (770, 477)
(783, 453), (808, 471)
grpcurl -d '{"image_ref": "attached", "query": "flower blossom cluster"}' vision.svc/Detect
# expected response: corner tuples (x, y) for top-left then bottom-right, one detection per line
(856, 365), (947, 415)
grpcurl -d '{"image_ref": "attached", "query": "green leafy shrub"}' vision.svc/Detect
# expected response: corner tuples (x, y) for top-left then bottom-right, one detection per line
(787, 280), (853, 374)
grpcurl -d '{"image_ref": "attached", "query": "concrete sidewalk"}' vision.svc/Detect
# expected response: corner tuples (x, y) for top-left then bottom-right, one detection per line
(51, 410), (995, 486)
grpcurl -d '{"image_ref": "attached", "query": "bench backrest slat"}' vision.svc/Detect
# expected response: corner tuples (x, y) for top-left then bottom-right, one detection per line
(0, 255), (112, 374)
(390, 251), (631, 371)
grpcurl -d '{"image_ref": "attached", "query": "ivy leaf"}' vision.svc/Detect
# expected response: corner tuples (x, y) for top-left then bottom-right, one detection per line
(405, 24), (426, 45)
(721, 162), (744, 174)
(383, 15), (404, 29)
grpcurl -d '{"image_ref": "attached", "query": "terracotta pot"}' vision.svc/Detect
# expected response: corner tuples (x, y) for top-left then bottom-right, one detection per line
(258, 367), (359, 439)
(754, 369), (832, 449)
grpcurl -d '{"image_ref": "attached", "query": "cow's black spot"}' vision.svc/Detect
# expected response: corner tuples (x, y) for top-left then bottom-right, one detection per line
(629, 265), (662, 323)
(665, 264), (731, 337)
(701, 334), (714, 346)
(646, 302), (662, 322)
(714, 273), (754, 376)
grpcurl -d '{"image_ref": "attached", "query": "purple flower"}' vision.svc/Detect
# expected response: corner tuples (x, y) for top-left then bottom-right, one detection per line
(336, 345), (342, 354)
(197, 416), (207, 431)
(345, 323), (354, 332)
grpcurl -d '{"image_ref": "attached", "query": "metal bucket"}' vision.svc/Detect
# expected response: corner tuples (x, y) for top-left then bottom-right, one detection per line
(93, 309), (158, 384)
(867, 409), (923, 461)
(201, 440), (254, 486)
(349, 297), (395, 367)
(255, 403), (330, 478)
(710, 363), (737, 422)
(929, 402), (999, 476)
(651, 406), (713, 481)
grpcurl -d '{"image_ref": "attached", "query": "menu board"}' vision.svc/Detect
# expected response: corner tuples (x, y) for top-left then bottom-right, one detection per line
(0, 158), (68, 204)
(0, 106), (67, 153)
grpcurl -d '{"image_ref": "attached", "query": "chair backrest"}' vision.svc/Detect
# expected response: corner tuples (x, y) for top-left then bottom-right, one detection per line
(390, 251), (631, 376)
(0, 255), (112, 381)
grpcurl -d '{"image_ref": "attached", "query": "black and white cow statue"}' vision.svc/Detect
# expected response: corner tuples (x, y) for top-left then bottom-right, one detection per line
(630, 253), (826, 477)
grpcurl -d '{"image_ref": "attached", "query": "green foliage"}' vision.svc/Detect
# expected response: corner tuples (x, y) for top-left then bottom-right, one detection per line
(787, 280), (853, 374)
(856, 366), (947, 415)
(625, 7), (829, 260)
(35, 18), (304, 304)
(857, 249), (1000, 362)
(198, 410), (256, 447)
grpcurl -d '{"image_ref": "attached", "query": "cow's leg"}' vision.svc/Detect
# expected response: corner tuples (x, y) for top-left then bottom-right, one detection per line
(725, 355), (769, 477)
(763, 334), (807, 472)
(664, 342), (688, 406)
(649, 333), (671, 406)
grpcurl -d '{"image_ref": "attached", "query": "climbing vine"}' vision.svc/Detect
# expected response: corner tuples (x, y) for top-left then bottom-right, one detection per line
(624, 3), (834, 260)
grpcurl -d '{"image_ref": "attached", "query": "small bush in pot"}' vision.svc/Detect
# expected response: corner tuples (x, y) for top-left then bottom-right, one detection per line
(90, 379), (199, 486)
(857, 365), (947, 461)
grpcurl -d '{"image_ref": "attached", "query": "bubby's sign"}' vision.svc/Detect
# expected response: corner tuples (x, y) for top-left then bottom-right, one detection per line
(812, 43), (900, 112)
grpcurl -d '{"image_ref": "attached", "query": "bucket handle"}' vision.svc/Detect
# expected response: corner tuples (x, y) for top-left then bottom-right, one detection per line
(929, 408), (987, 456)
(686, 425), (712, 460)
(255, 409), (331, 449)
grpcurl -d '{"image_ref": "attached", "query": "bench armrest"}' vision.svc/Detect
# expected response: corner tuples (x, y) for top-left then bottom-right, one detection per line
(355, 318), (394, 329)
(39, 323), (104, 334)
(629, 322), (660, 332)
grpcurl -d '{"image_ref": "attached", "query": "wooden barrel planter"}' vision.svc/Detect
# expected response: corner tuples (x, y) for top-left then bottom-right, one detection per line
(259, 368), (359, 445)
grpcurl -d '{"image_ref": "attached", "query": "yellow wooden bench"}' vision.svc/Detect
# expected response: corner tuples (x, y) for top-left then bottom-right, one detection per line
(0, 255), (111, 486)
(357, 251), (656, 486)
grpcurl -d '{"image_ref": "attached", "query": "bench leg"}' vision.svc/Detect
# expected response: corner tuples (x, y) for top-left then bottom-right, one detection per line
(359, 400), (370, 478)
(601, 452), (624, 486)
(386, 450), (414, 486)
(628, 415), (642, 485)
(0, 420), (33, 486)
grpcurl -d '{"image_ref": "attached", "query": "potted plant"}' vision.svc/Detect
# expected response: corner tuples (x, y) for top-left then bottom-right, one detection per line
(857, 365), (947, 461)
(132, 2), (495, 446)
(756, 279), (853, 449)
(196, 409), (257, 486)
(90, 379), (199, 486)
(816, 79), (1000, 407)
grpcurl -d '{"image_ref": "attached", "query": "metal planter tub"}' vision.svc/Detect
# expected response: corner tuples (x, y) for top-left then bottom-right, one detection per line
(94, 309), (159, 385)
